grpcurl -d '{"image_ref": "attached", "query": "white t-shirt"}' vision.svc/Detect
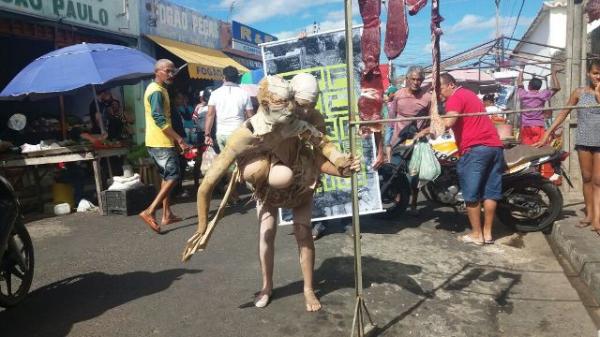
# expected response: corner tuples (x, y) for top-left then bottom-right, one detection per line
(208, 82), (253, 136)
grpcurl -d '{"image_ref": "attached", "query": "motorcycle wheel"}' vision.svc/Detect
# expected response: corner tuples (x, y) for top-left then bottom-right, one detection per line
(497, 180), (563, 233)
(378, 163), (410, 219)
(0, 221), (34, 308)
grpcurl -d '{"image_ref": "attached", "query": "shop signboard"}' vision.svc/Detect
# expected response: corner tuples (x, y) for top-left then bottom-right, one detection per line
(228, 54), (262, 70)
(140, 0), (220, 49)
(261, 27), (383, 224)
(0, 0), (139, 36)
(231, 20), (276, 57)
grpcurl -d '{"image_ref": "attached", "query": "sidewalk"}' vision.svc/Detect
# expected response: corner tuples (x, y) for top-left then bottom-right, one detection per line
(550, 199), (600, 305)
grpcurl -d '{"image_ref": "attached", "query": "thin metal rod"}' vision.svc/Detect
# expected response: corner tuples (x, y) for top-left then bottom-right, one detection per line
(350, 298), (360, 337)
(344, 0), (368, 335)
(59, 95), (67, 140)
(91, 85), (106, 135)
(504, 36), (566, 51)
(350, 104), (600, 125)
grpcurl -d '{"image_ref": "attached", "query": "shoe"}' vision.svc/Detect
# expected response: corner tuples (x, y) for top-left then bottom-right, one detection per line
(179, 190), (191, 198)
(458, 234), (483, 246)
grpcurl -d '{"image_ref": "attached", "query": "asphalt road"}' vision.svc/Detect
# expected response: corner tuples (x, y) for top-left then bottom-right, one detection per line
(0, 197), (596, 337)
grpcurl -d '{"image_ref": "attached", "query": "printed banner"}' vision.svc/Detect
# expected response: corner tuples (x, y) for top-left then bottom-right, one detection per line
(261, 27), (383, 224)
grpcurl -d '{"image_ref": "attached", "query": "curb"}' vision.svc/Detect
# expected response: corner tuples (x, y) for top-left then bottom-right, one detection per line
(550, 219), (600, 303)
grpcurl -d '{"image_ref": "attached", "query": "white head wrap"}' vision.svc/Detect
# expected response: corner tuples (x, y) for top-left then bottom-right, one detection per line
(290, 73), (319, 104)
(250, 75), (322, 140)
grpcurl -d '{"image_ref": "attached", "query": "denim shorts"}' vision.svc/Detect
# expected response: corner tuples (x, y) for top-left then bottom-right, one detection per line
(456, 146), (504, 203)
(384, 125), (393, 146)
(147, 147), (180, 181)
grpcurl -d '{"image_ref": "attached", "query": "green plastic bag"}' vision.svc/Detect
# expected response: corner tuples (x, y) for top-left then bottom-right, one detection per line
(409, 142), (441, 182)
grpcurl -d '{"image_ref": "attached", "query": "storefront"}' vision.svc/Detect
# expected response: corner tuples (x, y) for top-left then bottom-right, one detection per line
(221, 20), (277, 70)
(0, 1), (141, 211)
(139, 0), (248, 143)
(0, 0), (142, 140)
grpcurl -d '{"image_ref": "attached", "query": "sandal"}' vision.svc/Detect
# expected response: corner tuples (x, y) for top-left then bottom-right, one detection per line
(139, 212), (161, 234)
(458, 234), (484, 246)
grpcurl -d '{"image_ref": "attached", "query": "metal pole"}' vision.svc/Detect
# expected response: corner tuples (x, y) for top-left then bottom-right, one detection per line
(349, 104), (600, 125)
(343, 0), (373, 336)
(59, 95), (67, 140)
(495, 0), (501, 65)
(92, 85), (107, 135)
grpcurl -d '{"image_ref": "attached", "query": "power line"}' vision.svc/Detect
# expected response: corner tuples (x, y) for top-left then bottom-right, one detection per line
(507, 0), (525, 49)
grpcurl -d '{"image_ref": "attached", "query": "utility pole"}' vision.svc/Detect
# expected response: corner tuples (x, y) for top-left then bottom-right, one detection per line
(563, 0), (586, 193)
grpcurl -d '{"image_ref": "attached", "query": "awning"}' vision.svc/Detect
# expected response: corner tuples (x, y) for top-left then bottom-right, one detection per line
(145, 35), (249, 80)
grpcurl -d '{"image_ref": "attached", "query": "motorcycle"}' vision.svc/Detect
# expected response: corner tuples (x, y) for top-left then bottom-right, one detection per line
(379, 133), (570, 233)
(0, 175), (34, 307)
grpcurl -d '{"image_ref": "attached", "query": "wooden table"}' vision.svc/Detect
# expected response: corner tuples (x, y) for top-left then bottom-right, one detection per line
(0, 146), (129, 214)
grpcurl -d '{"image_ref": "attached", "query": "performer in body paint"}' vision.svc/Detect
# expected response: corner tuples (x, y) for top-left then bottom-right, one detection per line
(183, 73), (361, 312)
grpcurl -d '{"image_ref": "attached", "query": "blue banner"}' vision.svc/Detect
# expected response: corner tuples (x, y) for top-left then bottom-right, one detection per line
(232, 21), (277, 46)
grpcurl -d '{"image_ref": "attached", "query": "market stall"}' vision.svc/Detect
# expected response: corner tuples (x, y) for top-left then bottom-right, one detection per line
(0, 43), (155, 214)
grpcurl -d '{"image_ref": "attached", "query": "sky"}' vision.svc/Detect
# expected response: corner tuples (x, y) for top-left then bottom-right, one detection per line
(171, 0), (544, 69)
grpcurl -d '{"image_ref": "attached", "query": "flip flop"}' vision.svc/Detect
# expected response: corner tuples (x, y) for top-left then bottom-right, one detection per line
(484, 239), (495, 244)
(458, 234), (484, 246)
(576, 222), (591, 228)
(139, 212), (161, 234)
(162, 216), (183, 226)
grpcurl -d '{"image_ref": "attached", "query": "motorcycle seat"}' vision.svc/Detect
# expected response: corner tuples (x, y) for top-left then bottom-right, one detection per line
(503, 145), (555, 168)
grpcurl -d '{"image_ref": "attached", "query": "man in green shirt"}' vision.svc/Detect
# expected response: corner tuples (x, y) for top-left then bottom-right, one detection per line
(139, 59), (190, 234)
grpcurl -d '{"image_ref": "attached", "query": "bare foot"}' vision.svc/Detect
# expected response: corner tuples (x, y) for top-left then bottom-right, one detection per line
(162, 215), (183, 226)
(254, 289), (272, 308)
(304, 289), (321, 312)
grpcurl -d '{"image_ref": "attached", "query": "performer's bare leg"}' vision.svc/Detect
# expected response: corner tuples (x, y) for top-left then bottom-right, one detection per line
(293, 198), (321, 312)
(255, 201), (277, 307)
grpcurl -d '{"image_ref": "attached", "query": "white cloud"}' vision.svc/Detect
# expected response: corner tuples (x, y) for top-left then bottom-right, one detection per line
(448, 14), (533, 35)
(220, 0), (341, 24)
(422, 40), (458, 54)
(273, 8), (362, 40)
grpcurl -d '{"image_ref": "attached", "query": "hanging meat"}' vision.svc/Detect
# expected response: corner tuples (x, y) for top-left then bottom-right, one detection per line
(384, 0), (409, 60)
(357, 0), (428, 125)
(358, 69), (384, 124)
(406, 0), (428, 15)
(358, 0), (381, 73)
(357, 0), (384, 125)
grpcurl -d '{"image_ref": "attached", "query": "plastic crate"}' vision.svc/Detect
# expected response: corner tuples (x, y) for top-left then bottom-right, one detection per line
(101, 185), (155, 216)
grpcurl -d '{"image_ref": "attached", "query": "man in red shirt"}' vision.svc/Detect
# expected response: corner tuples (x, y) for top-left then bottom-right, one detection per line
(439, 73), (504, 245)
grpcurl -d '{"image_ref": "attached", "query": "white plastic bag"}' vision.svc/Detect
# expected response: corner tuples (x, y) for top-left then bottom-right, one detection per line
(200, 146), (217, 176)
(409, 142), (441, 182)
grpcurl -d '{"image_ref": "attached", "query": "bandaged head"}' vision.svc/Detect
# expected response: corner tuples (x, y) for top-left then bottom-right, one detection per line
(290, 73), (319, 106)
(257, 75), (292, 110)
(251, 75), (295, 135)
